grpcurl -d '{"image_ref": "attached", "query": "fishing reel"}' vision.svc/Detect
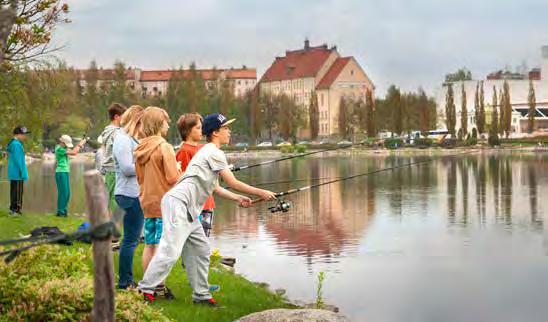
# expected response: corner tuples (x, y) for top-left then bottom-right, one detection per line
(268, 199), (291, 213)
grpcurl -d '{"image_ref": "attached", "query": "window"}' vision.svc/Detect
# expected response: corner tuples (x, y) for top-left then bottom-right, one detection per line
(238, 80), (241, 85)
(153, 86), (158, 92)
(351, 70), (354, 76)
(320, 93), (324, 106)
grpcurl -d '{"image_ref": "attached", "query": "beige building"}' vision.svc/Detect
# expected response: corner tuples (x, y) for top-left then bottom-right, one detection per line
(77, 67), (256, 98)
(259, 40), (375, 138)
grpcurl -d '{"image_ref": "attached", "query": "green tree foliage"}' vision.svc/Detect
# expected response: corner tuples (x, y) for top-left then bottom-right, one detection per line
(445, 68), (472, 83)
(277, 94), (304, 142)
(309, 91), (319, 140)
(385, 85), (403, 135)
(501, 80), (512, 137)
(338, 96), (351, 140)
(460, 82), (468, 135)
(418, 88), (431, 136)
(365, 89), (376, 137)
(445, 83), (456, 137)
(1, 0), (70, 67)
(491, 86), (499, 134)
(528, 80), (536, 133)
(374, 86), (436, 136)
(478, 81), (486, 134)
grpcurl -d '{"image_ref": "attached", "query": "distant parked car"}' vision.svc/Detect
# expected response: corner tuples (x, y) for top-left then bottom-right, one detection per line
(318, 140), (330, 145)
(297, 141), (309, 145)
(235, 142), (249, 148)
(276, 141), (292, 147)
(337, 140), (353, 146)
(257, 141), (273, 147)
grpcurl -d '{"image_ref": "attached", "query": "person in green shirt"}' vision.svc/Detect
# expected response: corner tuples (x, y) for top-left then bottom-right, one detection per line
(55, 135), (87, 217)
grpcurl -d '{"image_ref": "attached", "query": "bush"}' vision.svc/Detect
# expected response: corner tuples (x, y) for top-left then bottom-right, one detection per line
(488, 132), (500, 147)
(295, 144), (307, 153)
(439, 138), (457, 149)
(414, 138), (433, 148)
(0, 245), (170, 321)
(384, 138), (403, 149)
(472, 128), (478, 139)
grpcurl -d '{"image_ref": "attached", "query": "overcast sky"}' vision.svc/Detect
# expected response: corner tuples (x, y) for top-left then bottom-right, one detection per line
(53, 0), (548, 95)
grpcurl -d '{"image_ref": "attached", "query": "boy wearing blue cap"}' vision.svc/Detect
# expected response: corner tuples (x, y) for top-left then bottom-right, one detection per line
(7, 126), (30, 216)
(138, 113), (276, 305)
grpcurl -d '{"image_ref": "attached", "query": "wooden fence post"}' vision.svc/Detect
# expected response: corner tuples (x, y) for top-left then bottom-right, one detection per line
(84, 170), (115, 322)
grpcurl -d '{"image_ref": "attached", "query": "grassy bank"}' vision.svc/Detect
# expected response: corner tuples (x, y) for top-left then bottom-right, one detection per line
(0, 211), (294, 321)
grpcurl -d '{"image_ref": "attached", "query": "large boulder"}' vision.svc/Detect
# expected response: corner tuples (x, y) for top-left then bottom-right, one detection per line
(235, 309), (352, 322)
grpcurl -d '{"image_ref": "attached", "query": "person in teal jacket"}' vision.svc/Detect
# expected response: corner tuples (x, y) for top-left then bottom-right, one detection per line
(7, 126), (30, 216)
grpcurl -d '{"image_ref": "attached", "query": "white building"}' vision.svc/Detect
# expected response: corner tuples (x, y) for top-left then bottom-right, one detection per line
(436, 46), (548, 136)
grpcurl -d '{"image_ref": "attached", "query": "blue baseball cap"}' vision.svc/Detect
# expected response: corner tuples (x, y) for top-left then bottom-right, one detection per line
(202, 113), (236, 136)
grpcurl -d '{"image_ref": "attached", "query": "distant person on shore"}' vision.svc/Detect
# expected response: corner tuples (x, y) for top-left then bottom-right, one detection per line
(134, 106), (181, 299)
(100, 103), (127, 211)
(138, 113), (276, 305)
(55, 135), (87, 217)
(113, 105), (145, 290)
(6, 126), (30, 216)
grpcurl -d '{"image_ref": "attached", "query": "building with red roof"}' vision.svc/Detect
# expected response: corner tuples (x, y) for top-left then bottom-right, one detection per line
(259, 40), (375, 138)
(77, 66), (256, 98)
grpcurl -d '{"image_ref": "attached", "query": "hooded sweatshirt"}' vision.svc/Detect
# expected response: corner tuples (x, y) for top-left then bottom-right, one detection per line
(6, 138), (28, 181)
(134, 136), (181, 218)
(100, 124), (120, 174)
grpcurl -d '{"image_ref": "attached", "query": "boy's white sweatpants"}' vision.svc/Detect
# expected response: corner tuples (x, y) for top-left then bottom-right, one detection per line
(138, 194), (212, 301)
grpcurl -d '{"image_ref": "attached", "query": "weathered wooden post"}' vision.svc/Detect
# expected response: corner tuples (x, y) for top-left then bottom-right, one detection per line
(84, 170), (115, 322)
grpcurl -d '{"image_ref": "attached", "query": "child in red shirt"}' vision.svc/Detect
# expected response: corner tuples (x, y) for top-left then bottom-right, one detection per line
(176, 113), (215, 236)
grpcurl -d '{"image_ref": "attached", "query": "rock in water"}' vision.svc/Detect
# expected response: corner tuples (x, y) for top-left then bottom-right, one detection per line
(234, 309), (352, 322)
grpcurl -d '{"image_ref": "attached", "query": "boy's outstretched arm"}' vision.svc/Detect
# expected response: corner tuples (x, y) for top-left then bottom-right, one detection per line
(213, 185), (252, 208)
(219, 169), (276, 201)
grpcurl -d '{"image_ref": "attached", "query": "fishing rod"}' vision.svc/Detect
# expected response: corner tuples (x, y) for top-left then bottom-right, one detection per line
(251, 150), (479, 213)
(224, 176), (345, 190)
(230, 141), (366, 172)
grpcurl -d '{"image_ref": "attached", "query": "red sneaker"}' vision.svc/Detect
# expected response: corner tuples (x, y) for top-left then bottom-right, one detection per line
(143, 292), (156, 303)
(193, 298), (217, 306)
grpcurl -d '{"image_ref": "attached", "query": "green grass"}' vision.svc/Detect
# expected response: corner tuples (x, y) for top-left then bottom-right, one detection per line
(0, 211), (294, 321)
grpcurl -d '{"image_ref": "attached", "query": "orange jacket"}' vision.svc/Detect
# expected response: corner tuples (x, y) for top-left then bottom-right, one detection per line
(134, 136), (181, 218)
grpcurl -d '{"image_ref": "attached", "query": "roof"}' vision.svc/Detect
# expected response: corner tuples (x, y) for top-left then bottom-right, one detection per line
(140, 70), (174, 82)
(140, 68), (256, 82)
(225, 68), (257, 79)
(315, 57), (351, 90)
(77, 69), (136, 81)
(260, 45), (335, 82)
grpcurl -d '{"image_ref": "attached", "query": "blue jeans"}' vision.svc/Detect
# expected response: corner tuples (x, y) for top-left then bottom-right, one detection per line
(115, 195), (144, 289)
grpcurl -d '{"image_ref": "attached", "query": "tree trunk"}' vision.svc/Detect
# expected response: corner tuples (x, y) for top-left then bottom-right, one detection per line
(0, 0), (18, 65)
(84, 170), (115, 322)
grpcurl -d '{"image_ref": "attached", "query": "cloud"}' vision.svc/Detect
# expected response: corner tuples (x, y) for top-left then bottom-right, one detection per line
(52, 0), (548, 95)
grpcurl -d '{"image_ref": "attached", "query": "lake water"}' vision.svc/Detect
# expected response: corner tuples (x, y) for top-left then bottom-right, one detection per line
(1, 151), (547, 322)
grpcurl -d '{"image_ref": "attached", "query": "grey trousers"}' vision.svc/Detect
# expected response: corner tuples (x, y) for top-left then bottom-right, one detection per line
(138, 195), (212, 301)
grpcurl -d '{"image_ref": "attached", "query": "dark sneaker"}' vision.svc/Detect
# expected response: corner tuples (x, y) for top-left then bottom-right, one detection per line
(193, 298), (217, 306)
(9, 210), (20, 216)
(119, 281), (138, 290)
(155, 285), (175, 300)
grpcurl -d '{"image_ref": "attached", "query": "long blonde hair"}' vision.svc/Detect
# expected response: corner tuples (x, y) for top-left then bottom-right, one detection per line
(140, 106), (170, 138)
(120, 105), (144, 139)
